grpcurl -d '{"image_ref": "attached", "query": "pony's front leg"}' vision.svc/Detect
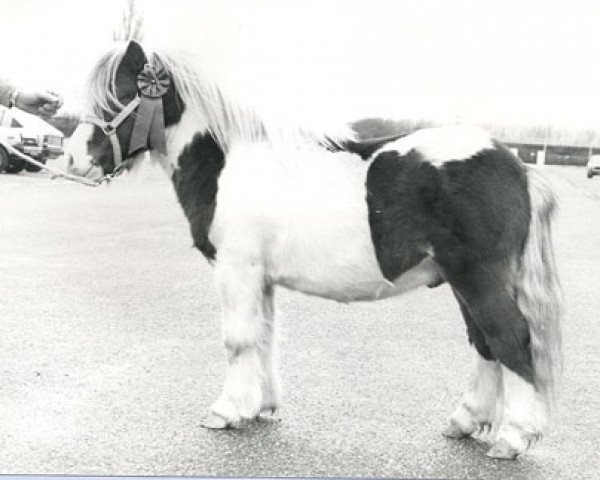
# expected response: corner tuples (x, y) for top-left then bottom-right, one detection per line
(203, 261), (278, 429)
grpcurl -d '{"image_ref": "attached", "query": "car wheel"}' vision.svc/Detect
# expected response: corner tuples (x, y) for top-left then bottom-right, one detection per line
(0, 146), (9, 172)
(24, 158), (46, 173)
(5, 156), (25, 174)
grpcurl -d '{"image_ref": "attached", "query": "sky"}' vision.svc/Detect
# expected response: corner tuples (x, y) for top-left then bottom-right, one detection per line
(1, 0), (600, 129)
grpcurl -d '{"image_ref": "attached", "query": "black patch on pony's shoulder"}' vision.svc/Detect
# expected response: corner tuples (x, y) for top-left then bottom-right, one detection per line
(172, 133), (225, 260)
(366, 143), (530, 282)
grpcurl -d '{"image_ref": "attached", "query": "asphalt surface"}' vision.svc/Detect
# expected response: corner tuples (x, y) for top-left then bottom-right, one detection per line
(0, 162), (599, 478)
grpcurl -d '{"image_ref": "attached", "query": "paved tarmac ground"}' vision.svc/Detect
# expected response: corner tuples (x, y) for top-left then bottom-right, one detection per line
(0, 162), (599, 478)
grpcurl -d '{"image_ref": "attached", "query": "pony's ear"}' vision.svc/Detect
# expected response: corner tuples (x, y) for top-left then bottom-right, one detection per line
(115, 41), (147, 102)
(120, 40), (147, 74)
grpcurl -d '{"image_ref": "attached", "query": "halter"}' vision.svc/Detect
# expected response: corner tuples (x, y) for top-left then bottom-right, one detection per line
(84, 96), (141, 173)
(83, 59), (171, 180)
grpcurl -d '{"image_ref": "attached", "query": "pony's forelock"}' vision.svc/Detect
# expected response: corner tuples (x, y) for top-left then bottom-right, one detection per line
(84, 42), (130, 119)
(85, 42), (355, 152)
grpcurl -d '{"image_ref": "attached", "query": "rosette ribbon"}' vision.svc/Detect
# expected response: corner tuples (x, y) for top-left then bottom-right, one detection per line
(128, 60), (171, 156)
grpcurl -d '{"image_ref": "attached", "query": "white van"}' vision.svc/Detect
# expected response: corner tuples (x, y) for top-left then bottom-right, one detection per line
(0, 106), (64, 173)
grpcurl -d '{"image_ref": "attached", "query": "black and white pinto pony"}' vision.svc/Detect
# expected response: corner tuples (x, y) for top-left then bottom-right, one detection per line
(67, 41), (563, 460)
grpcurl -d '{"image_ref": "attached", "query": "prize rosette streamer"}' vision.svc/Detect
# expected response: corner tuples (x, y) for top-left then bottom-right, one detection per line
(128, 59), (170, 155)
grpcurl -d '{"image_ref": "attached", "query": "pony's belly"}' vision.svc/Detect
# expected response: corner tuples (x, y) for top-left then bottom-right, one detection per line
(271, 256), (440, 303)
(266, 209), (389, 302)
(272, 270), (389, 303)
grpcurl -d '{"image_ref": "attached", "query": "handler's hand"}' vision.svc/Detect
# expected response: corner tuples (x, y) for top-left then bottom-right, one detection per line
(16, 89), (63, 117)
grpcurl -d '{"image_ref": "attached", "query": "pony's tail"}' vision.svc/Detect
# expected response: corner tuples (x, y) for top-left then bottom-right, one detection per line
(516, 166), (564, 419)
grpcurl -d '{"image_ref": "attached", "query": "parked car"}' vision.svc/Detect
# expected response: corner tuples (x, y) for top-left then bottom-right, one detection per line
(0, 106), (64, 173)
(587, 154), (600, 178)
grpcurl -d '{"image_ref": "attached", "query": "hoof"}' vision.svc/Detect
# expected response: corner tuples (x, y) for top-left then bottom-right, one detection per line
(487, 438), (520, 460)
(261, 405), (277, 416)
(201, 413), (231, 430)
(442, 419), (470, 439)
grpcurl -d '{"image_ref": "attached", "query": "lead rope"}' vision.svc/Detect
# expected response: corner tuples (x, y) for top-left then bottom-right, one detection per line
(3, 143), (103, 187)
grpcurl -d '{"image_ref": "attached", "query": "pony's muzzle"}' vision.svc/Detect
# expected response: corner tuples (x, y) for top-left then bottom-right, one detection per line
(66, 153), (105, 180)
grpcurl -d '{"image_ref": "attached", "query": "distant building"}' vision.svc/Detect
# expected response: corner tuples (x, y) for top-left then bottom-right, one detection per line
(489, 125), (598, 166)
(502, 141), (598, 166)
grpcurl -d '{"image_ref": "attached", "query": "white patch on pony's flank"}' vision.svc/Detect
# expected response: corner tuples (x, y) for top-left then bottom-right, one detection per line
(378, 125), (494, 164)
(493, 366), (548, 455)
(444, 353), (502, 438)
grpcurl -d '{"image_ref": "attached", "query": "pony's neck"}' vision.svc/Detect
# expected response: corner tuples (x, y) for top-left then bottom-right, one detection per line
(154, 47), (353, 154)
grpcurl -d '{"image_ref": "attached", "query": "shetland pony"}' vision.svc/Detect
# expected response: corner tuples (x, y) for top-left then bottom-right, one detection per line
(66, 40), (563, 460)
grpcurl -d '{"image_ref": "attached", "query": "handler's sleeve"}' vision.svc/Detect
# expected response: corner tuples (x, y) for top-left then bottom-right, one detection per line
(0, 77), (17, 108)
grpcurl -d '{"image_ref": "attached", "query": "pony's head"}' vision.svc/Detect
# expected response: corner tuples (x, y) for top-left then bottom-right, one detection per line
(67, 39), (355, 182)
(67, 40), (183, 180)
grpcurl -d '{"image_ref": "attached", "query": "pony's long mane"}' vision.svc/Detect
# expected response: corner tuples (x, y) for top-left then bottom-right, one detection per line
(84, 42), (354, 152)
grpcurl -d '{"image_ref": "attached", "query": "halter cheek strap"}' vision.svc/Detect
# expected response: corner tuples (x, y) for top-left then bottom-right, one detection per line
(84, 95), (141, 168)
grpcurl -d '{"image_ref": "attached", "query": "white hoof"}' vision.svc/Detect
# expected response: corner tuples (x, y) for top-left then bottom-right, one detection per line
(487, 424), (539, 459)
(201, 412), (231, 430)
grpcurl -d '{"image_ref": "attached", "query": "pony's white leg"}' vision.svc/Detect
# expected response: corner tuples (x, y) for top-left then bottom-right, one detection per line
(487, 366), (547, 459)
(203, 261), (278, 429)
(443, 353), (501, 438)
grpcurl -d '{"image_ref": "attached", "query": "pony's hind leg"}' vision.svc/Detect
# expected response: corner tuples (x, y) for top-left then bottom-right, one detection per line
(203, 260), (279, 429)
(447, 263), (546, 459)
(443, 297), (501, 439)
